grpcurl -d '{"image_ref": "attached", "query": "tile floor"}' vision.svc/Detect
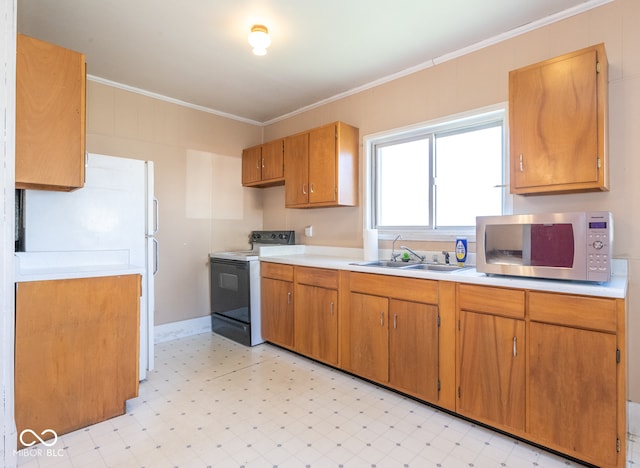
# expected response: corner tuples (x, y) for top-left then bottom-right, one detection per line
(16, 332), (640, 467)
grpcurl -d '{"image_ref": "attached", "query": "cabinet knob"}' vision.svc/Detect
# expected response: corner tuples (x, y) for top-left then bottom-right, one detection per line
(287, 291), (292, 304)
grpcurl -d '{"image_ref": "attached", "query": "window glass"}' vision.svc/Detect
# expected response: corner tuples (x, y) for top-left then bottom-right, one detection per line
(371, 108), (506, 236)
(376, 139), (430, 227)
(434, 124), (503, 227)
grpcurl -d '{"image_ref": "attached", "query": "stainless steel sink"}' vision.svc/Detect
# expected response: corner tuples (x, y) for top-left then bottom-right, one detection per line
(351, 260), (411, 268)
(351, 260), (470, 272)
(403, 263), (469, 272)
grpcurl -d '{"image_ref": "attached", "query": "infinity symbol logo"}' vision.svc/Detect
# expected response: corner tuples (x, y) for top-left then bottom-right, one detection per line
(19, 429), (58, 447)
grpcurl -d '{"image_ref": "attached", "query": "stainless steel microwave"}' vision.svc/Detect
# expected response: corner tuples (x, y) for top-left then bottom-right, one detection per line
(476, 211), (613, 282)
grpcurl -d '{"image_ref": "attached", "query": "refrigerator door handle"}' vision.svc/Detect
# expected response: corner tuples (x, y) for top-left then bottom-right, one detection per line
(152, 197), (159, 235)
(153, 237), (159, 275)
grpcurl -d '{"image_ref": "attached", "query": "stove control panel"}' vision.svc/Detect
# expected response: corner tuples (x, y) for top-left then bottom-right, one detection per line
(250, 230), (296, 246)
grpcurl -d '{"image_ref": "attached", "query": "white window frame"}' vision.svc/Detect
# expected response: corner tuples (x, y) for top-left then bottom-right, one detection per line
(363, 103), (512, 243)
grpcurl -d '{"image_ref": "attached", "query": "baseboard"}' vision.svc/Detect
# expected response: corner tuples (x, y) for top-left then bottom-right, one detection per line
(154, 315), (211, 343)
(629, 401), (640, 437)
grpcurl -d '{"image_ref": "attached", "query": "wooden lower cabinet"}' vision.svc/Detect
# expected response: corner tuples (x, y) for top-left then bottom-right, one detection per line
(457, 284), (526, 432)
(348, 292), (389, 382)
(344, 273), (442, 404)
(458, 311), (525, 431)
(389, 299), (439, 402)
(294, 283), (338, 365)
(15, 275), (140, 447)
(529, 322), (617, 466)
(528, 291), (622, 467)
(261, 263), (294, 349)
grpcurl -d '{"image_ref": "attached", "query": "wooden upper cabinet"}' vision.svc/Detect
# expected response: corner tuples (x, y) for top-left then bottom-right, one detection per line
(16, 34), (86, 191)
(509, 44), (608, 195)
(285, 121), (359, 208)
(284, 132), (309, 206)
(242, 145), (262, 186)
(241, 139), (284, 187)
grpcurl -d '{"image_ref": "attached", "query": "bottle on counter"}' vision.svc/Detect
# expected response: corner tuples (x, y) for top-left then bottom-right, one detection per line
(455, 237), (467, 266)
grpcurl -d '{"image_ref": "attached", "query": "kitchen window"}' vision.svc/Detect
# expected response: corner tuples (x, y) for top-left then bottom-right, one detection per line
(367, 105), (508, 240)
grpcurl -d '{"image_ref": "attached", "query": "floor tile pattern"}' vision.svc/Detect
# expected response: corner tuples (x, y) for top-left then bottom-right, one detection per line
(16, 332), (639, 467)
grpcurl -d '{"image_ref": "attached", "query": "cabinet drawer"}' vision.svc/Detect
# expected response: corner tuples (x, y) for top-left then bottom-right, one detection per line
(261, 262), (294, 281)
(528, 291), (617, 332)
(349, 272), (438, 304)
(458, 284), (525, 319)
(296, 266), (338, 289)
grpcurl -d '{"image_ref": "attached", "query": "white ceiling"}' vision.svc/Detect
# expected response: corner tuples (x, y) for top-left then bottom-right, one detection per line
(17, 0), (610, 125)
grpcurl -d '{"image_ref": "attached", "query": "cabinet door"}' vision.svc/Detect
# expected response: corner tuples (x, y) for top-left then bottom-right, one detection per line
(284, 132), (309, 206)
(458, 311), (525, 431)
(389, 299), (439, 402)
(529, 322), (618, 467)
(509, 45), (605, 194)
(308, 124), (337, 204)
(242, 145), (262, 186)
(261, 277), (294, 348)
(16, 34), (86, 191)
(348, 292), (389, 383)
(15, 276), (139, 446)
(294, 284), (338, 365)
(261, 139), (284, 182)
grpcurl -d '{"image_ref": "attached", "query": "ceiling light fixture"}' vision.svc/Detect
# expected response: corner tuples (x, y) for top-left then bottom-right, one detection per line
(248, 24), (271, 56)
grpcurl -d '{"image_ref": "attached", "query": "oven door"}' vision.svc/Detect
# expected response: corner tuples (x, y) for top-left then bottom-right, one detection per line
(210, 257), (250, 323)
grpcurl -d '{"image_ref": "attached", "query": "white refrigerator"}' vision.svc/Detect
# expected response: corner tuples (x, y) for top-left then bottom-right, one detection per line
(23, 153), (158, 380)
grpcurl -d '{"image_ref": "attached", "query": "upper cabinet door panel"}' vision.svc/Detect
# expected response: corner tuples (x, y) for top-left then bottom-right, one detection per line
(308, 124), (337, 204)
(509, 44), (607, 195)
(261, 139), (284, 182)
(16, 34), (86, 191)
(284, 132), (310, 206)
(242, 145), (262, 186)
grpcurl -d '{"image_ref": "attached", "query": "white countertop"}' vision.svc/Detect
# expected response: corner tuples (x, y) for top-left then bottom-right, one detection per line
(15, 250), (144, 282)
(259, 246), (628, 299)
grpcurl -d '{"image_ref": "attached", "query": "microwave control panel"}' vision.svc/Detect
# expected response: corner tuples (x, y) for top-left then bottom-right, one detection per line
(586, 211), (613, 282)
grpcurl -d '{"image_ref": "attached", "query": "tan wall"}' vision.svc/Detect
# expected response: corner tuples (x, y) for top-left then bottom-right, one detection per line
(261, 0), (640, 400)
(85, 81), (264, 325)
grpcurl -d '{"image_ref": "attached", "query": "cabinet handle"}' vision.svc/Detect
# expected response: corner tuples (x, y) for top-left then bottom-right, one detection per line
(519, 154), (524, 172)
(261, 157), (265, 168)
(380, 311), (384, 326)
(393, 313), (397, 329)
(513, 336), (517, 357)
(287, 291), (291, 304)
(302, 183), (307, 195)
(310, 183), (315, 193)
(256, 159), (261, 170)
(330, 301), (334, 316)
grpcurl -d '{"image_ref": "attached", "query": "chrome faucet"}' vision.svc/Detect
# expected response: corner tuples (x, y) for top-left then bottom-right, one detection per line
(391, 234), (402, 261)
(400, 245), (426, 262)
(442, 251), (451, 264)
